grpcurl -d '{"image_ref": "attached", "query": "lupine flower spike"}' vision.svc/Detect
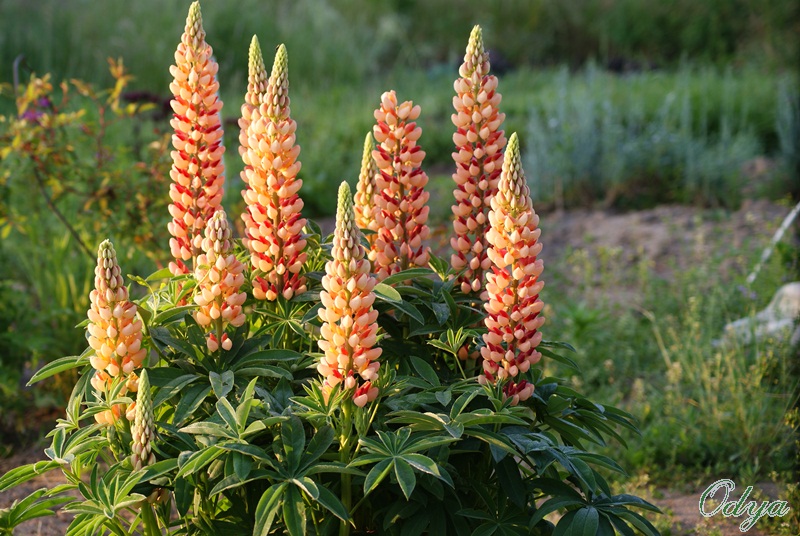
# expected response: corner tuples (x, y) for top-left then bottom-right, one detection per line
(353, 133), (379, 253)
(131, 369), (156, 471)
(371, 90), (430, 280)
(241, 44), (308, 300)
(194, 210), (247, 352)
(167, 1), (225, 275)
(87, 240), (146, 425)
(318, 182), (381, 407)
(479, 133), (544, 405)
(451, 25), (507, 296)
(239, 35), (268, 157)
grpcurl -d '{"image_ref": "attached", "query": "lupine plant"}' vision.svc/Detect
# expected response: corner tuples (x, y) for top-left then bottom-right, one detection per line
(0, 3), (660, 535)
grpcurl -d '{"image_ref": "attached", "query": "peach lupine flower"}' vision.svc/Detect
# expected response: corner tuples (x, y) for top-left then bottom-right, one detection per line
(167, 1), (225, 275)
(450, 25), (507, 296)
(193, 210), (247, 351)
(241, 44), (308, 301)
(478, 133), (544, 405)
(371, 90), (430, 280)
(353, 133), (379, 252)
(317, 182), (381, 407)
(131, 369), (156, 471)
(87, 240), (146, 425)
(239, 35), (268, 157)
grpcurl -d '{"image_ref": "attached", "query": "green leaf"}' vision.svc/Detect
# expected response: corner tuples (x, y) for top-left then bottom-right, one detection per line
(380, 268), (435, 286)
(430, 302), (450, 325)
(281, 416), (305, 473)
(152, 374), (200, 408)
(216, 398), (239, 434)
(153, 305), (196, 324)
(529, 496), (586, 530)
(173, 383), (212, 425)
(364, 458), (393, 496)
(145, 267), (173, 281)
(27, 355), (86, 385)
(435, 389), (452, 407)
(282, 485), (306, 536)
(374, 282), (402, 303)
(394, 458), (416, 500)
(232, 349), (302, 371)
(315, 484), (349, 522)
(254, 483), (286, 536)
(450, 388), (481, 419)
(179, 422), (236, 439)
(176, 446), (224, 477)
(495, 457), (526, 508)
(559, 507), (599, 536)
(301, 426), (334, 470)
(389, 300), (425, 324)
(410, 356), (440, 387)
(0, 461), (60, 492)
(209, 370), (235, 399)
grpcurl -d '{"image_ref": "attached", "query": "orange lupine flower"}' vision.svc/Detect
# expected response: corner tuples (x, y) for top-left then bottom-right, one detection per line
(478, 133), (544, 405)
(87, 240), (146, 425)
(450, 26), (507, 296)
(193, 209), (247, 351)
(318, 182), (381, 407)
(371, 90), (430, 280)
(167, 1), (225, 275)
(241, 44), (308, 301)
(353, 133), (379, 252)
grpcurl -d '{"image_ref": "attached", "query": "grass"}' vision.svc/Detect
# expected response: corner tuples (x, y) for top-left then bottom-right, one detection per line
(542, 203), (799, 485)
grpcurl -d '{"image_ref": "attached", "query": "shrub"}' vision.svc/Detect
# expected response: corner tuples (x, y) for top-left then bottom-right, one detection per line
(0, 5), (658, 535)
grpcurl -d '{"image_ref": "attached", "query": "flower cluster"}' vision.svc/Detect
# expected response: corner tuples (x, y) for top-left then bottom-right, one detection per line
(353, 133), (379, 251)
(87, 240), (146, 425)
(479, 133), (544, 405)
(450, 25), (507, 296)
(167, 0), (226, 276)
(371, 91), (430, 280)
(193, 210), (246, 351)
(131, 369), (156, 471)
(241, 44), (308, 300)
(238, 35), (268, 156)
(318, 182), (381, 407)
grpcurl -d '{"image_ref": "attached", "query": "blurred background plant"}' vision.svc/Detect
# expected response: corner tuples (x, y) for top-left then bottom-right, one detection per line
(0, 61), (172, 443)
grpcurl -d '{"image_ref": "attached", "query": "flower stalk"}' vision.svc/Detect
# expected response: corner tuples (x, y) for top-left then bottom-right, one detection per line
(318, 182), (381, 407)
(479, 133), (544, 405)
(353, 133), (379, 252)
(450, 25), (506, 296)
(193, 209), (247, 351)
(241, 44), (308, 300)
(87, 240), (146, 425)
(167, 1), (226, 275)
(371, 90), (430, 280)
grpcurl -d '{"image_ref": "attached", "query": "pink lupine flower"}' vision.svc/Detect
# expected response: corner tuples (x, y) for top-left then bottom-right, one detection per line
(318, 182), (382, 406)
(167, 1), (225, 275)
(479, 133), (544, 405)
(87, 240), (146, 425)
(241, 44), (308, 301)
(450, 26), (507, 296)
(353, 133), (379, 251)
(371, 90), (430, 280)
(193, 210), (247, 350)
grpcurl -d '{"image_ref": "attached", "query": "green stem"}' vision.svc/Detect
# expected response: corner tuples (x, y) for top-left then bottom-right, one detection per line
(339, 404), (353, 536)
(141, 502), (161, 536)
